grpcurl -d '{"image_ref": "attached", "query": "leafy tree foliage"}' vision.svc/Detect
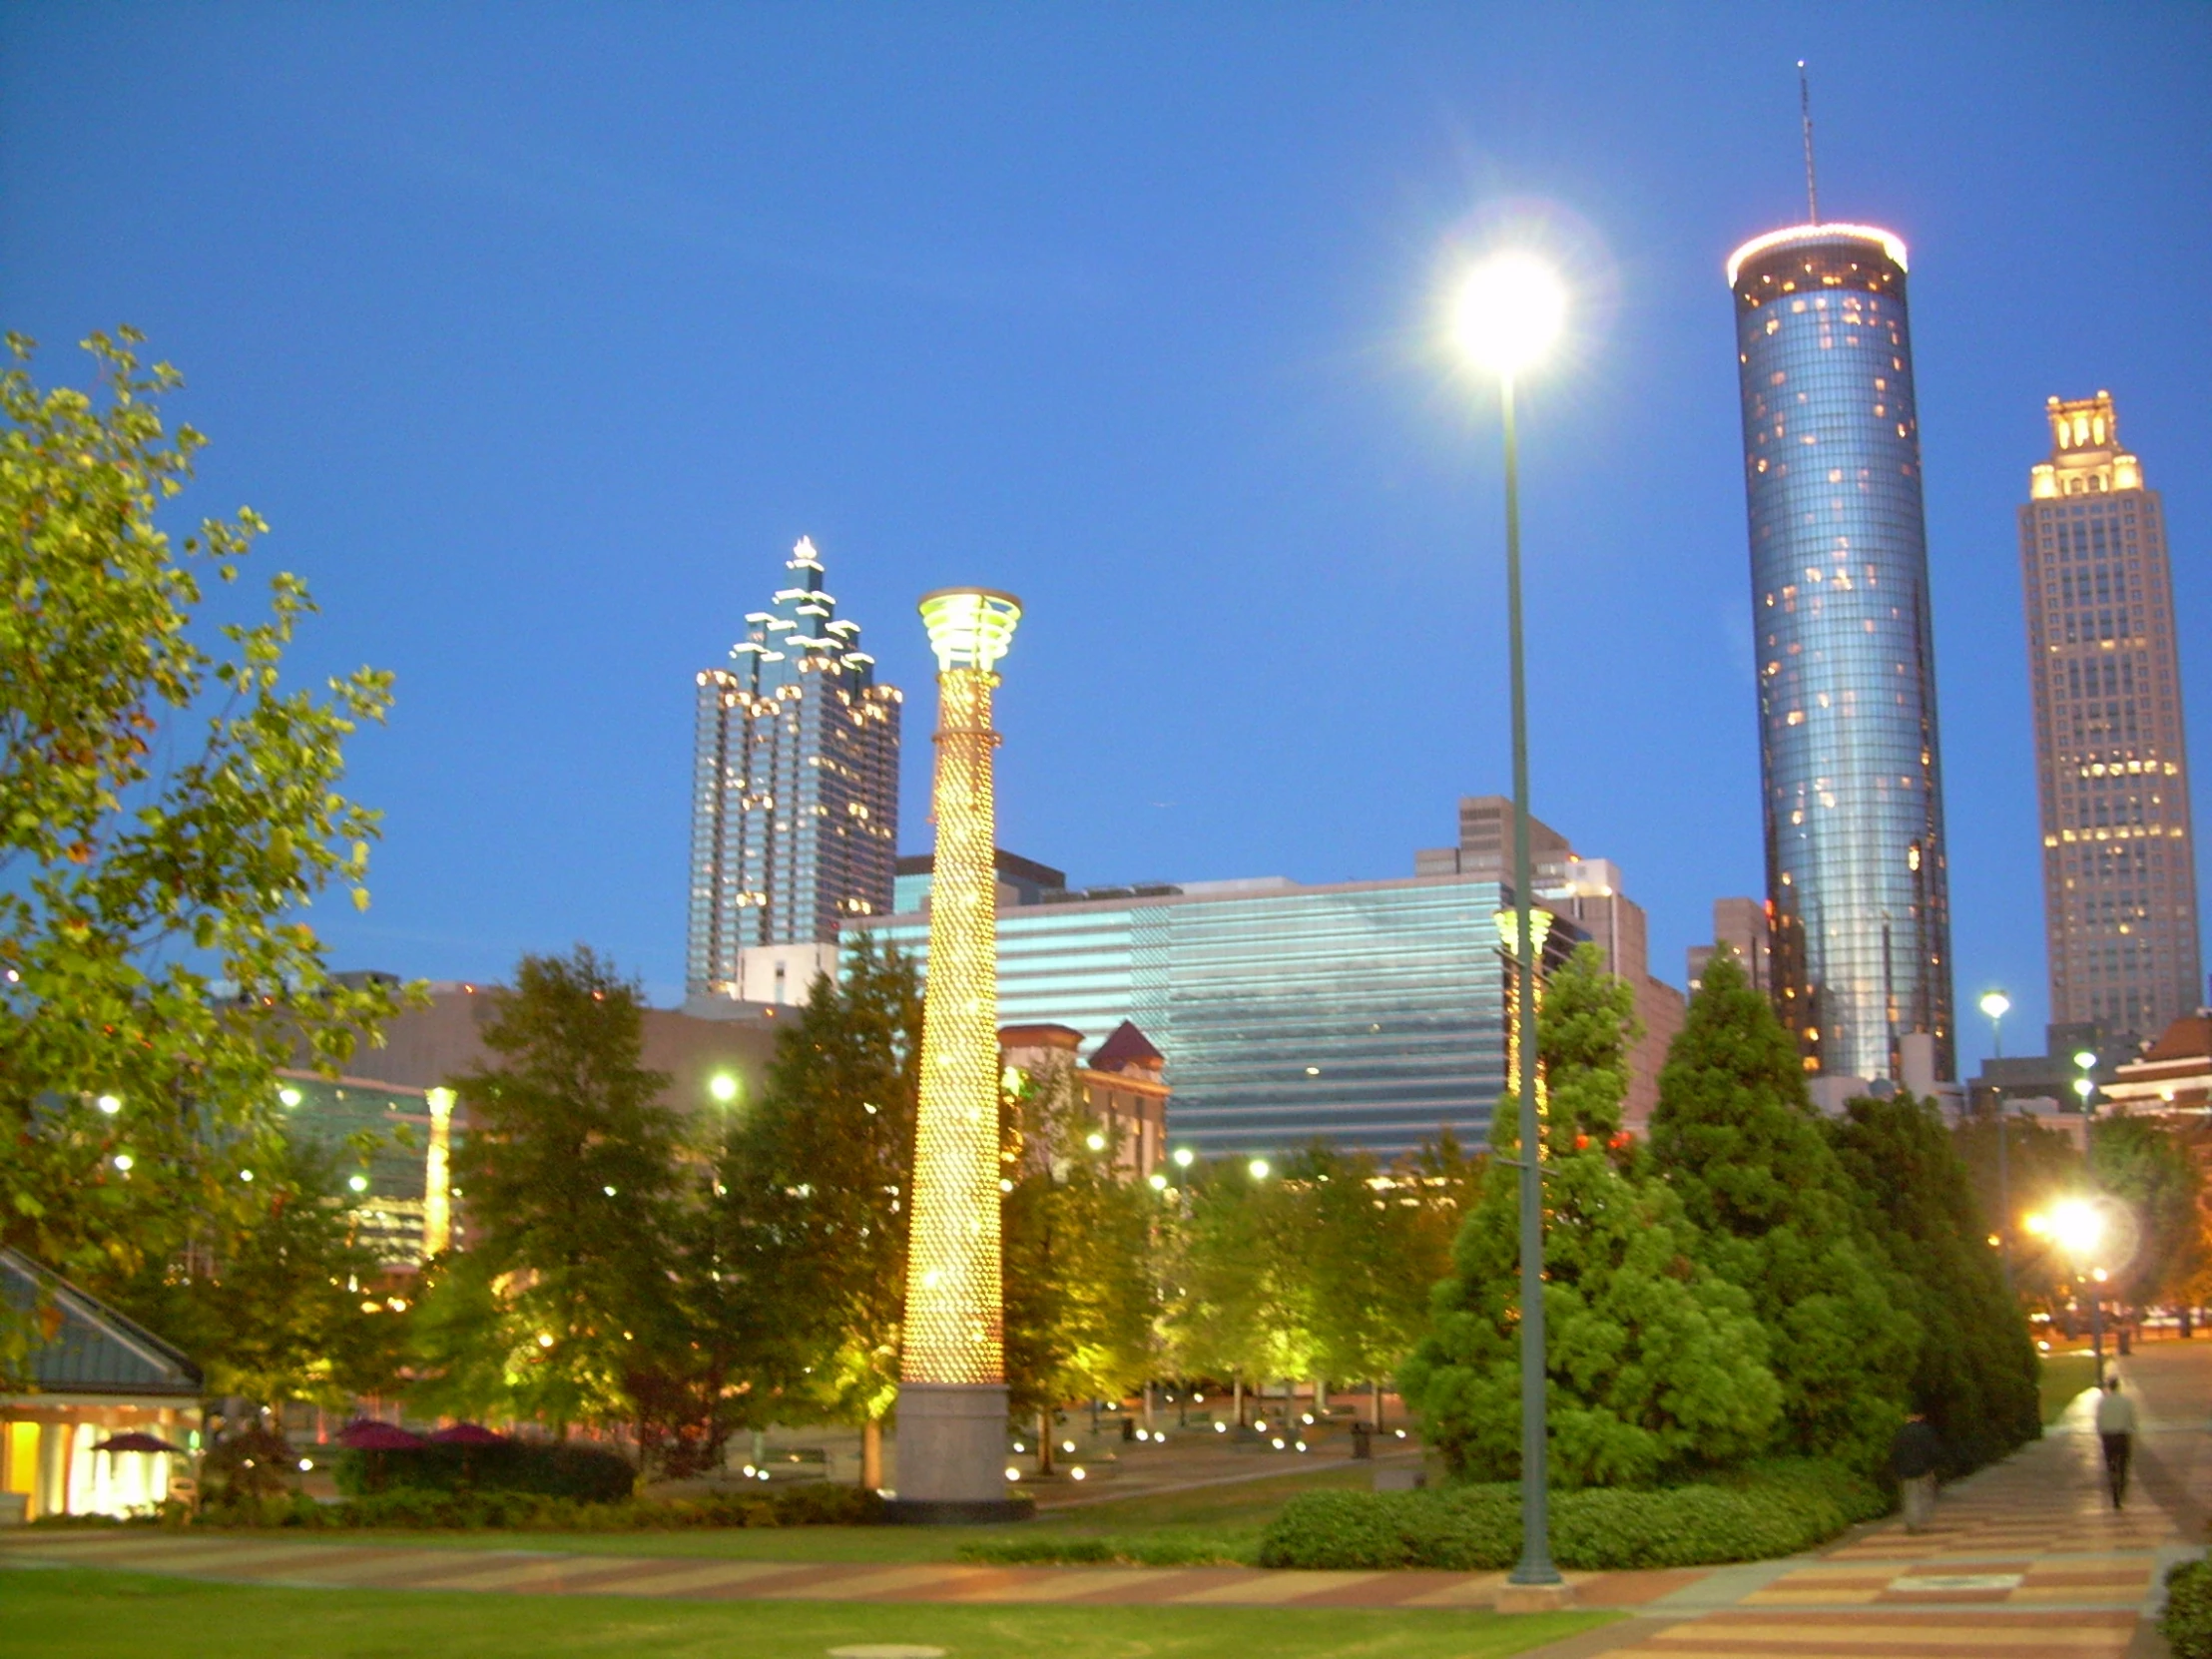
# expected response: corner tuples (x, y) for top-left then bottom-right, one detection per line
(1303, 1143), (1436, 1395)
(1000, 1058), (1159, 1428)
(1164, 1156), (1317, 1398)
(0, 329), (403, 1358)
(1825, 1093), (2040, 1475)
(712, 936), (919, 1485)
(1402, 945), (1782, 1487)
(1952, 1110), (2090, 1308)
(443, 946), (681, 1436)
(114, 1136), (403, 1410)
(2086, 1114), (2203, 1308)
(1648, 955), (1918, 1474)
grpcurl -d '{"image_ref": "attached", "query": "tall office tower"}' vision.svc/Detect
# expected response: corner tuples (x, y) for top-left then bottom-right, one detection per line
(1729, 224), (1954, 1084)
(1418, 797), (1685, 1130)
(1687, 897), (1774, 994)
(2022, 393), (2200, 1045)
(687, 538), (901, 999)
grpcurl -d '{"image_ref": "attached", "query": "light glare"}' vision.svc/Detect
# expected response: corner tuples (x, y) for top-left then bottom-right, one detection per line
(1978, 990), (2011, 1021)
(1453, 254), (1566, 378)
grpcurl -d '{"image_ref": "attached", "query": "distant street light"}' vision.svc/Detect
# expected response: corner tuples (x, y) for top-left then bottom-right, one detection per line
(708, 1072), (741, 1105)
(1453, 247), (1568, 1594)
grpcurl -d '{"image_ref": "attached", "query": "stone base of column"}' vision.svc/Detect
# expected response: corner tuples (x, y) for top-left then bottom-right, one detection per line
(882, 1382), (1031, 1524)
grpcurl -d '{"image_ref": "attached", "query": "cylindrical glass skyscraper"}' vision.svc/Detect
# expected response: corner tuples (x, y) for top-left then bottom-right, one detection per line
(1728, 225), (1953, 1084)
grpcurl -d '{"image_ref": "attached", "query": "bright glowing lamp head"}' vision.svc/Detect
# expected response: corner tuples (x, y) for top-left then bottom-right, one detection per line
(1172, 1146), (1195, 1169)
(1453, 253), (1566, 378)
(2047, 1198), (2103, 1259)
(2073, 1050), (2098, 1071)
(1493, 907), (1557, 958)
(919, 587), (1021, 672)
(708, 1072), (740, 1105)
(2074, 1077), (2095, 1100)
(1978, 990), (2011, 1022)
(426, 1086), (457, 1117)
(1248, 1158), (1270, 1181)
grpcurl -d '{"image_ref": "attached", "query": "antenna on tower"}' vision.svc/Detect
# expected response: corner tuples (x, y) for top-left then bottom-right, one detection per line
(1798, 60), (1820, 223)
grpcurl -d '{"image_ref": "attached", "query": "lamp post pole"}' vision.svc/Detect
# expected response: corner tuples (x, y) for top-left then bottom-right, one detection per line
(1980, 991), (2012, 1292)
(1501, 369), (1558, 1590)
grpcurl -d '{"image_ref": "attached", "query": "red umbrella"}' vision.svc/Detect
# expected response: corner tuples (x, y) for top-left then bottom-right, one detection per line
(92, 1431), (184, 1454)
(429, 1422), (504, 1444)
(337, 1418), (427, 1450)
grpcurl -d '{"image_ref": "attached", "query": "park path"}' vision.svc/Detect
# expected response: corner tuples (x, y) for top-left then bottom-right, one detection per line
(4, 1347), (2206, 1654)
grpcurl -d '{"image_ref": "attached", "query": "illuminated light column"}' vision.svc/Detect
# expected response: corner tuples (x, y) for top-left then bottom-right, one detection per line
(1495, 908), (1556, 1126)
(893, 586), (1026, 1522)
(423, 1086), (456, 1257)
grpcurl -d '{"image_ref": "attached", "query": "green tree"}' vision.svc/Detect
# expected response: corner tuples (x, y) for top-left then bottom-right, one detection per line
(714, 935), (919, 1487)
(1163, 1156), (1316, 1412)
(446, 946), (680, 1436)
(0, 329), (404, 1363)
(1953, 1110), (2087, 1310)
(1303, 1143), (1433, 1407)
(1825, 1093), (2040, 1475)
(2087, 1114), (2202, 1308)
(1401, 944), (1781, 1487)
(115, 1136), (403, 1411)
(1648, 955), (1919, 1474)
(1000, 1058), (1160, 1465)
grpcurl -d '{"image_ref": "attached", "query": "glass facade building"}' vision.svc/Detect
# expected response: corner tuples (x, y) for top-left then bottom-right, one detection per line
(1729, 225), (1954, 1082)
(2021, 392), (2200, 1043)
(689, 538), (901, 996)
(874, 873), (1566, 1159)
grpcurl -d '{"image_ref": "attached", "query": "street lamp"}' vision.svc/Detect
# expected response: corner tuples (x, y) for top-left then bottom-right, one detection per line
(2037, 1198), (2111, 1383)
(1454, 248), (1567, 1593)
(2073, 1048), (2099, 1114)
(1978, 990), (2013, 1288)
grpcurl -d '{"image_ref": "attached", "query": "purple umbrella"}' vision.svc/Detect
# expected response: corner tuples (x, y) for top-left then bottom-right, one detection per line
(337, 1418), (427, 1450)
(92, 1431), (184, 1454)
(429, 1422), (504, 1444)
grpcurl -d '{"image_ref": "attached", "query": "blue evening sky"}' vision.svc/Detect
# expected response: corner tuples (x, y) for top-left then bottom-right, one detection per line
(4, 4), (2207, 1069)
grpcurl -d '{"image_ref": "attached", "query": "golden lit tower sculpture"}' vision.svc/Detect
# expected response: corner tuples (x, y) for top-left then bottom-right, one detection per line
(893, 586), (1025, 1522)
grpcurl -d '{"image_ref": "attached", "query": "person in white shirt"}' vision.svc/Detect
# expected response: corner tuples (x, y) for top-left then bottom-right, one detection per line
(2094, 1376), (2139, 1508)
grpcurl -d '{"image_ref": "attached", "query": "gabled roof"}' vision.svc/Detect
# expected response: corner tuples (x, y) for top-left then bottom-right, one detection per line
(1089, 1020), (1165, 1074)
(2, 1250), (203, 1398)
(2133, 1012), (2212, 1068)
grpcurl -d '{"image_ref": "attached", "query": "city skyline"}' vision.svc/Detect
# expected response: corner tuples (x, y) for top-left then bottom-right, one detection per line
(3, 9), (2205, 1066)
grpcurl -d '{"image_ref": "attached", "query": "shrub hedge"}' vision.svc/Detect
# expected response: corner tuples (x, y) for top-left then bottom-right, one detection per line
(955, 1530), (1250, 1567)
(1259, 1460), (1884, 1571)
(332, 1441), (637, 1503)
(2164, 1560), (2212, 1659)
(199, 1480), (887, 1532)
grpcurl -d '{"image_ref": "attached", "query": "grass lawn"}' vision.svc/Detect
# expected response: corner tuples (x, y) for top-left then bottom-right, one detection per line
(187, 1465), (1384, 1565)
(0, 1566), (1616, 1659)
(2040, 1351), (2100, 1424)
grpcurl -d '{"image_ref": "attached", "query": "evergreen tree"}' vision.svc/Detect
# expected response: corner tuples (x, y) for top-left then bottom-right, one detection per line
(1826, 1093), (2040, 1475)
(714, 935), (918, 1487)
(448, 946), (681, 1435)
(1402, 945), (1781, 1487)
(1648, 955), (1918, 1474)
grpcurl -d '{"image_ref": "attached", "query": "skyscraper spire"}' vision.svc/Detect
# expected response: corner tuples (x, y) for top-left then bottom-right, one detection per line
(1798, 61), (1820, 223)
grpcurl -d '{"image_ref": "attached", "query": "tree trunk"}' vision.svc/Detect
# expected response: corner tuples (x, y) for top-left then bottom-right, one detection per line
(1142, 1382), (1154, 1431)
(1036, 1410), (1053, 1475)
(861, 1415), (883, 1490)
(1371, 1377), (1382, 1430)
(1316, 1378), (1329, 1412)
(1234, 1374), (1245, 1425)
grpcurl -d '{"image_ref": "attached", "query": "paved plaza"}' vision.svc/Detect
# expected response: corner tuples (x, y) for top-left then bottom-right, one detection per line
(7, 1345), (2209, 1657)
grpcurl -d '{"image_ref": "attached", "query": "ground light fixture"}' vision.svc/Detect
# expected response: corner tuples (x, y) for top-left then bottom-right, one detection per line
(1452, 243), (1569, 1595)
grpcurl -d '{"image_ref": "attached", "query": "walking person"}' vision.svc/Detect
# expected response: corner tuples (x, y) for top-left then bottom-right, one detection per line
(2095, 1376), (2138, 1509)
(1891, 1408), (1942, 1533)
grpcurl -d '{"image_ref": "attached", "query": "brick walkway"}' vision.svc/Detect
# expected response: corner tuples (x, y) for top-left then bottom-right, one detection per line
(6, 1349), (2206, 1656)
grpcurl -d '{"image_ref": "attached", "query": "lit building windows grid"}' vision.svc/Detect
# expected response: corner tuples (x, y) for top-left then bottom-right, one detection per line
(874, 878), (1529, 1159)
(1733, 230), (1953, 1081)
